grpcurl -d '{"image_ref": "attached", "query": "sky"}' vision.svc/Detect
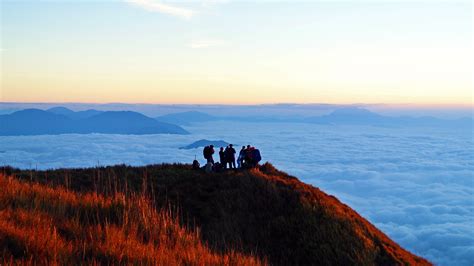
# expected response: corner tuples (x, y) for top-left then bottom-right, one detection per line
(1, 0), (473, 106)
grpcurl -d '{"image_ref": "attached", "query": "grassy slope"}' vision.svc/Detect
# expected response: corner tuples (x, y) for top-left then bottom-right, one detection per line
(1, 163), (431, 265)
(0, 173), (263, 265)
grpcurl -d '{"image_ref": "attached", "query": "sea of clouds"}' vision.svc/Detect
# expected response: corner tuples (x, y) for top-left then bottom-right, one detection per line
(0, 121), (472, 265)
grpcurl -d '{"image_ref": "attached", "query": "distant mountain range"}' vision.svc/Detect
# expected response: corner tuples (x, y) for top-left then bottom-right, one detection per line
(305, 107), (473, 128)
(47, 106), (104, 120)
(1, 107), (470, 136)
(156, 107), (472, 128)
(156, 111), (217, 125)
(0, 108), (189, 136)
(156, 111), (296, 124)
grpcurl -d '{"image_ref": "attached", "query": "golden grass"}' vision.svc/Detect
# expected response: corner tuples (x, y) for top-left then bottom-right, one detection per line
(0, 174), (264, 265)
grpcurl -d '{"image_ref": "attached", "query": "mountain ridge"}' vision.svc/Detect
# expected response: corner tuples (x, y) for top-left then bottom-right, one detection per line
(154, 107), (472, 128)
(47, 106), (103, 119)
(0, 108), (188, 136)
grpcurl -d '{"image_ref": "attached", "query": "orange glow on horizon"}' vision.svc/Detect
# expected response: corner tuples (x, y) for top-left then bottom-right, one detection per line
(1, 98), (472, 109)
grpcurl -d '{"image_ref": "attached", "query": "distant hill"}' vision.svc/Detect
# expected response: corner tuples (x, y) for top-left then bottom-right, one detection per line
(306, 107), (473, 128)
(156, 111), (303, 124)
(156, 108), (471, 128)
(47, 107), (103, 120)
(0, 109), (75, 135)
(46, 106), (76, 116)
(156, 111), (219, 125)
(180, 139), (231, 149)
(0, 109), (189, 136)
(0, 108), (21, 115)
(3, 163), (431, 265)
(305, 107), (387, 125)
(77, 111), (188, 135)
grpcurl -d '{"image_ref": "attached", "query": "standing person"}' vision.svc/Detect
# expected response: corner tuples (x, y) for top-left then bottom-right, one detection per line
(219, 147), (226, 168)
(226, 144), (236, 169)
(245, 145), (252, 166)
(237, 146), (246, 168)
(207, 145), (215, 163)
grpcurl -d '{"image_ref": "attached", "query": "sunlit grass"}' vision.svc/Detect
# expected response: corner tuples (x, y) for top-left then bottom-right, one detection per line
(0, 174), (264, 265)
(0, 163), (430, 265)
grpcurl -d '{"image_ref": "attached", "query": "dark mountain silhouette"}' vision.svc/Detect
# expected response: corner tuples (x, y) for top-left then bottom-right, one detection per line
(4, 163), (431, 265)
(78, 111), (189, 135)
(156, 111), (219, 125)
(0, 108), (21, 115)
(47, 106), (103, 119)
(180, 139), (231, 149)
(0, 109), (188, 136)
(0, 109), (75, 135)
(46, 106), (75, 116)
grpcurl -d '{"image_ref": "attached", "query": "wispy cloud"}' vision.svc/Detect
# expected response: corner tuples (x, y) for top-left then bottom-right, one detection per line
(125, 0), (195, 19)
(189, 39), (228, 49)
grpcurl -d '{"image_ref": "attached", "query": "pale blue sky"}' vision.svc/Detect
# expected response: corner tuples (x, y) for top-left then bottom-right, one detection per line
(1, 0), (472, 105)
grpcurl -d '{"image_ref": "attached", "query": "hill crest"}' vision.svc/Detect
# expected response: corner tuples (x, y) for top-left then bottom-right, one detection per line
(0, 109), (188, 135)
(2, 163), (431, 265)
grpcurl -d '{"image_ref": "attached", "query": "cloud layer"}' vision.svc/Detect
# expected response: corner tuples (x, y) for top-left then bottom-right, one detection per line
(0, 122), (472, 265)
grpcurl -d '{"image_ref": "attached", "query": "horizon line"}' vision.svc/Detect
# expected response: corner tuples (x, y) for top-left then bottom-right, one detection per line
(0, 101), (473, 109)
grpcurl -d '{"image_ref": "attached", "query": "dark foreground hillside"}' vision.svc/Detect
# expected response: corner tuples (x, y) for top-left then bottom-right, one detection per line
(1, 163), (431, 265)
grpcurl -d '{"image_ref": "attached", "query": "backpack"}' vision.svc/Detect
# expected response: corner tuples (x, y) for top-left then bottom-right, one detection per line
(246, 149), (254, 160)
(252, 149), (261, 163)
(203, 146), (210, 159)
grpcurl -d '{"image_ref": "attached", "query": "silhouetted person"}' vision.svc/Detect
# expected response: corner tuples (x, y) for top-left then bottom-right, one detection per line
(213, 162), (224, 172)
(226, 144), (236, 169)
(237, 146), (246, 168)
(244, 145), (252, 166)
(209, 145), (215, 163)
(192, 155), (200, 170)
(242, 145), (261, 168)
(203, 145), (215, 163)
(219, 147), (227, 168)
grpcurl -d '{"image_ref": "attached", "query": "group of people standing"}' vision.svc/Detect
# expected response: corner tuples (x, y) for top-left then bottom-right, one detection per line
(200, 144), (262, 172)
(219, 144), (237, 169)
